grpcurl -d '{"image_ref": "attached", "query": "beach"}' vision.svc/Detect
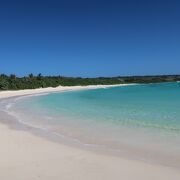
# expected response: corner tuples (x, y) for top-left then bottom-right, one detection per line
(0, 85), (180, 180)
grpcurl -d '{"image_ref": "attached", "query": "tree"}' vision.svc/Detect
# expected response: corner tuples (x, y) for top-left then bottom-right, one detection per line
(37, 73), (42, 80)
(28, 73), (34, 79)
(0, 79), (9, 90)
(10, 74), (16, 80)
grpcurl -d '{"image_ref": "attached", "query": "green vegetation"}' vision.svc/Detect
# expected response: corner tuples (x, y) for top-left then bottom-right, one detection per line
(0, 74), (180, 90)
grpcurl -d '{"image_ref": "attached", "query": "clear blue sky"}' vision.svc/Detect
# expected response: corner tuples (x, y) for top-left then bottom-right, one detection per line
(0, 0), (179, 77)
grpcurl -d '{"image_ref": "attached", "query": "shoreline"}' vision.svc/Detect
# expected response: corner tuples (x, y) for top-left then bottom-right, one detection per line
(0, 84), (180, 179)
(0, 84), (133, 99)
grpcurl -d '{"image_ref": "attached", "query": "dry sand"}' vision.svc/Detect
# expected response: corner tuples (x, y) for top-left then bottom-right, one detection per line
(0, 85), (180, 180)
(0, 84), (128, 99)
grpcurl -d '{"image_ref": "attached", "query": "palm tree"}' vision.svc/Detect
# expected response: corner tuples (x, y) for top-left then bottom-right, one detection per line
(28, 73), (34, 79)
(37, 73), (42, 80)
(10, 74), (16, 80)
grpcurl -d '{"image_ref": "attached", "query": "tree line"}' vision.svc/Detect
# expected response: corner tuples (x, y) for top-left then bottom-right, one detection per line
(0, 73), (180, 90)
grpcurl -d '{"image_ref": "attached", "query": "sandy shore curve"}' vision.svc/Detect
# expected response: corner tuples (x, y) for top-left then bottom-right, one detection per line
(0, 85), (180, 180)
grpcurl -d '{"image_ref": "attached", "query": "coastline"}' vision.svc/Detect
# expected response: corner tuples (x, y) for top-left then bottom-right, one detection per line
(0, 84), (180, 180)
(0, 84), (131, 99)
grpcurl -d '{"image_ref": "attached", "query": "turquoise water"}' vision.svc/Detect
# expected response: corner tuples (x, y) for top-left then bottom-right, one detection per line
(18, 82), (180, 132)
(7, 82), (180, 167)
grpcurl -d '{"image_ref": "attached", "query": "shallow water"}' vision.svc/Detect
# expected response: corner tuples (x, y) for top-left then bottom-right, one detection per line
(3, 82), (180, 168)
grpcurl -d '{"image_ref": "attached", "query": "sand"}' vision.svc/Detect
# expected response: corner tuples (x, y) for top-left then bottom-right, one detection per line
(0, 84), (129, 99)
(0, 85), (180, 180)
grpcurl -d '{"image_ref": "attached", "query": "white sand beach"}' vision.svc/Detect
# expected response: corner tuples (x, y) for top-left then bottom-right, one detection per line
(0, 84), (129, 99)
(0, 85), (180, 180)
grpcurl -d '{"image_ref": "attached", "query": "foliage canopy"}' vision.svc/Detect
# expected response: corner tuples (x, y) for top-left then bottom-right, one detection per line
(0, 74), (180, 90)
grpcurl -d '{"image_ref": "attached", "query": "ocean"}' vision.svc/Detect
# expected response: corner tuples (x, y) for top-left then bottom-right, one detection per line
(4, 82), (180, 167)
